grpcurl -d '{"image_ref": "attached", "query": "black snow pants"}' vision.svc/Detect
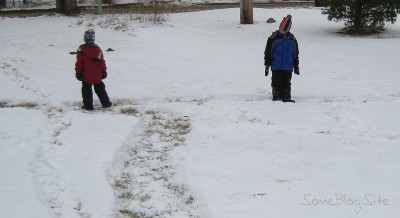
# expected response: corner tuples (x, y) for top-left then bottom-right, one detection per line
(271, 70), (292, 100)
(82, 81), (111, 110)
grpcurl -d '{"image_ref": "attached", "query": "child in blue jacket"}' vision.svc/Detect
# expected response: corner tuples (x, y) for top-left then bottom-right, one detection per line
(264, 15), (300, 102)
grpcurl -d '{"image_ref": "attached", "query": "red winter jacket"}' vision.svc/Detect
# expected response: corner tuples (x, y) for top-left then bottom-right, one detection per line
(75, 42), (107, 84)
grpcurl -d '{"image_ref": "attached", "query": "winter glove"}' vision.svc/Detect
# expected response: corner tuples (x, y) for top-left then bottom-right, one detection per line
(102, 71), (107, 79)
(76, 73), (83, 81)
(294, 67), (300, 75)
(265, 66), (270, 77)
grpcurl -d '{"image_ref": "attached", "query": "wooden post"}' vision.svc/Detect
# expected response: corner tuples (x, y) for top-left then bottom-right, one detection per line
(240, 0), (253, 24)
(96, 0), (103, 15)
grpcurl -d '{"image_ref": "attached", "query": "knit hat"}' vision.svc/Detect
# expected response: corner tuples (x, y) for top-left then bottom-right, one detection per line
(84, 29), (95, 43)
(279, 15), (292, 34)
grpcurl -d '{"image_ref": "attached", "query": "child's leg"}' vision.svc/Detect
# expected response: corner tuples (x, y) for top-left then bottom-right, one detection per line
(94, 82), (112, 108)
(82, 82), (94, 110)
(281, 71), (293, 101)
(271, 70), (283, 100)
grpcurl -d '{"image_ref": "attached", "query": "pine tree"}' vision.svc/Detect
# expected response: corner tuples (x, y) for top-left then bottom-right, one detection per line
(319, 0), (400, 34)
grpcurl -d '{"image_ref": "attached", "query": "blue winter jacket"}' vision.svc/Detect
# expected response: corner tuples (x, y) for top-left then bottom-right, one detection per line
(264, 31), (299, 72)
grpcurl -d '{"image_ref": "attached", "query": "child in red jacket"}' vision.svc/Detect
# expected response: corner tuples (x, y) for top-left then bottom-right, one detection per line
(75, 29), (112, 110)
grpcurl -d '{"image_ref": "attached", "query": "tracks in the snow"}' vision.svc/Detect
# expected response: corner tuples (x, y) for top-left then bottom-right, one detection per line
(1, 60), (199, 217)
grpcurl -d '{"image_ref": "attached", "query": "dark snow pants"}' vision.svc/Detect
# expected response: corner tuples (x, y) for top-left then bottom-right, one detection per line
(82, 81), (111, 110)
(271, 70), (292, 100)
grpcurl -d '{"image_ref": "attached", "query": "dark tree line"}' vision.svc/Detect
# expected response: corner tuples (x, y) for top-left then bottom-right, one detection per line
(1, 0), (79, 14)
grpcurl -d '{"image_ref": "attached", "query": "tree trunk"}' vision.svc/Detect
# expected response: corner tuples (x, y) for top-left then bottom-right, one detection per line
(353, 0), (364, 31)
(240, 0), (253, 24)
(0, 0), (6, 9)
(56, 0), (79, 15)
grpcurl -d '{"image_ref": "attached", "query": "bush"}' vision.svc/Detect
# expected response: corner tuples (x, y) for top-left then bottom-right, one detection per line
(319, 0), (400, 34)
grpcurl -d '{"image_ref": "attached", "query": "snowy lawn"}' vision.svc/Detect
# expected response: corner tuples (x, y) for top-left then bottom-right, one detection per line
(1, 7), (400, 218)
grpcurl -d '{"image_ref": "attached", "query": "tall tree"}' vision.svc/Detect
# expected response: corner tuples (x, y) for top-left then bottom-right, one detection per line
(56, 0), (79, 15)
(319, 0), (400, 33)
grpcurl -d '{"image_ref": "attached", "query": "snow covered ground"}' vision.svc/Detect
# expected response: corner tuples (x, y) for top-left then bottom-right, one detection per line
(1, 7), (400, 218)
